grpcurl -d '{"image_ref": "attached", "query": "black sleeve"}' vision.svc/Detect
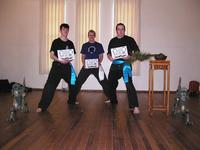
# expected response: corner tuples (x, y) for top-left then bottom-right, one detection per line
(71, 42), (76, 54)
(130, 37), (140, 53)
(107, 39), (112, 55)
(99, 43), (104, 54)
(50, 39), (57, 53)
(80, 44), (85, 54)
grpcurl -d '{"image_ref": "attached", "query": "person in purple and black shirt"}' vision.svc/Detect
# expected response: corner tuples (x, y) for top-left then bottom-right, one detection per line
(74, 30), (110, 100)
(36, 23), (77, 113)
(107, 23), (140, 114)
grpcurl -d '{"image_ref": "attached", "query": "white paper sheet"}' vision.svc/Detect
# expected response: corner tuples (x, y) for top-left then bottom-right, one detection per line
(111, 46), (128, 59)
(85, 59), (99, 69)
(57, 49), (75, 61)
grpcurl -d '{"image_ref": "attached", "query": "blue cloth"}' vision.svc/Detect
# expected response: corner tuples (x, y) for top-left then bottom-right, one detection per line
(81, 42), (104, 59)
(123, 63), (132, 83)
(112, 60), (132, 83)
(70, 64), (76, 85)
(112, 60), (125, 64)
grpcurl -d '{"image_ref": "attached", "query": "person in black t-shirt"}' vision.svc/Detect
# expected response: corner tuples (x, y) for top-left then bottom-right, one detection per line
(36, 23), (77, 113)
(74, 30), (110, 99)
(107, 23), (140, 114)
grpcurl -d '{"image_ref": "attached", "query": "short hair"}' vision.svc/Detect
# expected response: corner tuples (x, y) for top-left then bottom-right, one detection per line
(116, 23), (126, 31)
(60, 23), (69, 30)
(88, 30), (96, 36)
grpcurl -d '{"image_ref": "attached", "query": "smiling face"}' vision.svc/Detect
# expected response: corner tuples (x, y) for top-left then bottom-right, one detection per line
(88, 30), (96, 43)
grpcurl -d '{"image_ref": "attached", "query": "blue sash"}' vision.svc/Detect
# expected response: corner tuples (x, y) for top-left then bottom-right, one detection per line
(112, 60), (125, 65)
(123, 63), (132, 83)
(70, 64), (76, 85)
(112, 60), (132, 83)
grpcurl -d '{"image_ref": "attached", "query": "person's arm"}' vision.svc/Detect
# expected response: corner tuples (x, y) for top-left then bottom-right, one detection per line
(123, 55), (131, 60)
(50, 39), (70, 64)
(98, 44), (104, 64)
(71, 42), (76, 54)
(81, 54), (86, 67)
(50, 51), (70, 64)
(80, 44), (86, 67)
(130, 37), (140, 53)
(107, 54), (113, 61)
(123, 37), (140, 60)
(99, 54), (103, 64)
(107, 40), (114, 61)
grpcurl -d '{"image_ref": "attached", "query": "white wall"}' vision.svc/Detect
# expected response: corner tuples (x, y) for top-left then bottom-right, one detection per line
(0, 0), (200, 91)
(139, 0), (200, 90)
(0, 0), (48, 89)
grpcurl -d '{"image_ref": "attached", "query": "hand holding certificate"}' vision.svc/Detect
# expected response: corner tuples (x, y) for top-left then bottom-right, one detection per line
(85, 59), (99, 69)
(111, 46), (128, 60)
(57, 49), (75, 61)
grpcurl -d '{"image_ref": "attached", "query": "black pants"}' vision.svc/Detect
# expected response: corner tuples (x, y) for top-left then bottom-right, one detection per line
(38, 62), (77, 110)
(108, 63), (139, 108)
(75, 67), (110, 98)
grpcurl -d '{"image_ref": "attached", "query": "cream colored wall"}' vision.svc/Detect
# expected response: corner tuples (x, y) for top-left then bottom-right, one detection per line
(139, 0), (200, 90)
(0, 0), (200, 91)
(0, 0), (48, 89)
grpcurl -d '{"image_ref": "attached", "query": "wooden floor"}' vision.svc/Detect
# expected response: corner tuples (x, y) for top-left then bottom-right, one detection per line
(0, 90), (200, 150)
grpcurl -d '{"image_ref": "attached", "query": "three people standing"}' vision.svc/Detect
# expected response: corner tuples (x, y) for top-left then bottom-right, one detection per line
(37, 23), (140, 114)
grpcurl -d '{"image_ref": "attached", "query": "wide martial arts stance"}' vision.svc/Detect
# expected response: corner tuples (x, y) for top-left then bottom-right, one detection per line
(74, 30), (110, 100)
(107, 23), (140, 114)
(36, 23), (77, 112)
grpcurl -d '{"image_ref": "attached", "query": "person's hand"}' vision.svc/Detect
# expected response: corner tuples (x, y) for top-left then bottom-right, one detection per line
(123, 55), (131, 60)
(108, 55), (114, 61)
(59, 59), (70, 64)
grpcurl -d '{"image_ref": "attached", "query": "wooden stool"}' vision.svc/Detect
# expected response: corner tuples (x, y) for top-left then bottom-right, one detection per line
(148, 60), (170, 116)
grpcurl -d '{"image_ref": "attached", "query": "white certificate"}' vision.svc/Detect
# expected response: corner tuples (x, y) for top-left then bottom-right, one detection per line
(111, 46), (128, 59)
(57, 49), (75, 61)
(85, 59), (99, 69)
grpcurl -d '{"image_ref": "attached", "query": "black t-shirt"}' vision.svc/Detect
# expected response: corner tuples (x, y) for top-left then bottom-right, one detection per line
(107, 35), (140, 59)
(50, 38), (76, 58)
